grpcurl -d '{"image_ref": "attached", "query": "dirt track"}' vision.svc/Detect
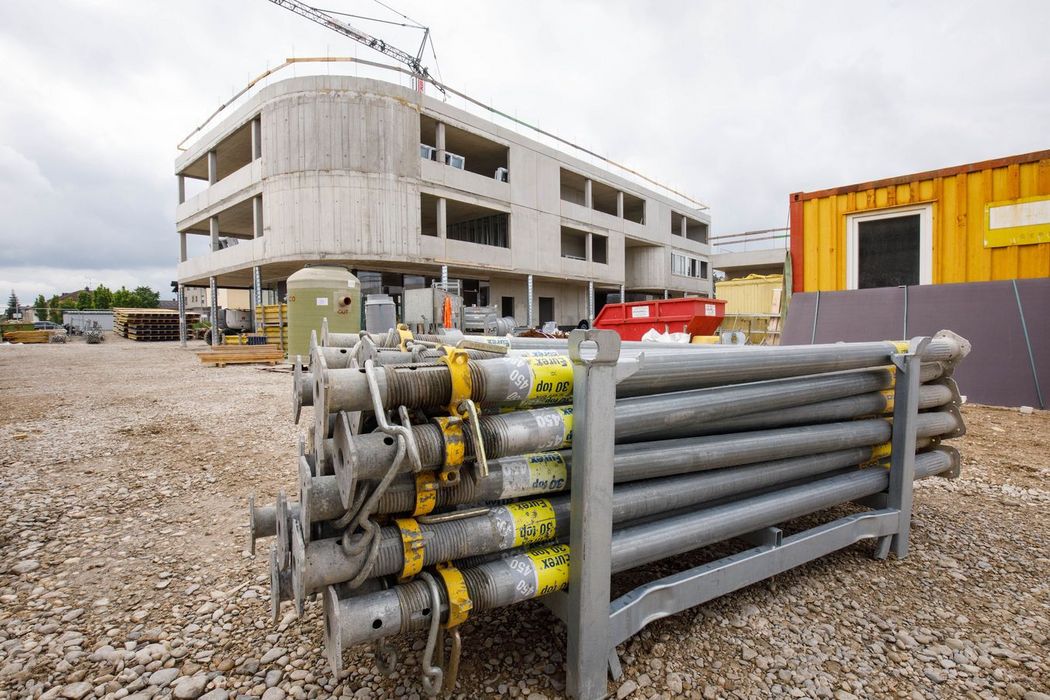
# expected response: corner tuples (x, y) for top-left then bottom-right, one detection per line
(1, 336), (1047, 700)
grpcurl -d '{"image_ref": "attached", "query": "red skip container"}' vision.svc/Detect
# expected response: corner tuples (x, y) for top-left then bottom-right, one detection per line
(593, 297), (726, 341)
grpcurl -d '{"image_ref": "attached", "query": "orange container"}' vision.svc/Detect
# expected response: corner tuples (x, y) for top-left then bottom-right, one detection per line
(593, 298), (726, 341)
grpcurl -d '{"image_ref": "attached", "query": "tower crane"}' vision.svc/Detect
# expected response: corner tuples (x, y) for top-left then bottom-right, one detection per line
(265, 0), (445, 95)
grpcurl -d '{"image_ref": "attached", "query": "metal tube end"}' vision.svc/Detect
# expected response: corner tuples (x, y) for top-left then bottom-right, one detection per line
(333, 412), (359, 508)
(323, 585), (345, 678)
(298, 456), (313, 544)
(290, 519), (307, 617)
(934, 329), (972, 360)
(275, 490), (291, 568)
(269, 544), (291, 624)
(248, 493), (258, 555)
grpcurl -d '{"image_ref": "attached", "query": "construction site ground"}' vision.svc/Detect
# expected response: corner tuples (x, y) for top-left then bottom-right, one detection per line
(1, 335), (1047, 700)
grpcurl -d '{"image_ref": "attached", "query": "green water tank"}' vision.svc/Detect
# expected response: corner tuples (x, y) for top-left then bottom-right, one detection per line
(286, 265), (360, 358)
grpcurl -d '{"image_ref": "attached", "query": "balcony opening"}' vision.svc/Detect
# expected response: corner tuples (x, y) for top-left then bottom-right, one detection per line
(684, 217), (709, 244)
(623, 192), (645, 224)
(592, 234), (608, 264)
(443, 122), (508, 180)
(182, 198), (256, 241)
(671, 211), (684, 236)
(419, 114), (438, 161)
(560, 226), (587, 261)
(181, 119), (254, 184)
(420, 193), (439, 237)
(591, 180), (619, 217)
(560, 169), (587, 206)
(446, 199), (509, 248)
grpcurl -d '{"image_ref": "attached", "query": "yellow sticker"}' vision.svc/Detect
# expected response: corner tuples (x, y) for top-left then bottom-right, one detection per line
(871, 442), (892, 459)
(526, 356), (574, 403)
(526, 544), (570, 596)
(526, 453), (568, 492)
(556, 406), (574, 445)
(506, 499), (558, 547)
(890, 341), (909, 353)
(880, 390), (895, 413)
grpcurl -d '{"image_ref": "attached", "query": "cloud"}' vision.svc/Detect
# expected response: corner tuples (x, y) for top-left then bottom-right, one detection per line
(0, 0), (1047, 299)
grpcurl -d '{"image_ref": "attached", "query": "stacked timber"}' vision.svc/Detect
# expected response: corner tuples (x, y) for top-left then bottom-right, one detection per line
(251, 327), (971, 695)
(113, 308), (198, 342)
(2, 329), (52, 344)
(197, 344), (285, 367)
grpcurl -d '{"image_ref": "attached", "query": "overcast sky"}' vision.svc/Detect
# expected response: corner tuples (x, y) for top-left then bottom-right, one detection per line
(1, 0), (1047, 302)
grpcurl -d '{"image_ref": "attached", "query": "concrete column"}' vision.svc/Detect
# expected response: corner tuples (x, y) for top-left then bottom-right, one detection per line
(250, 117), (261, 160)
(585, 232), (593, 262)
(179, 232), (187, 263)
(584, 179), (593, 209)
(253, 196), (264, 238)
(437, 197), (447, 239)
(440, 265), (449, 289)
(207, 150), (218, 185)
(587, 281), (595, 324)
(252, 266), (262, 331)
(178, 174), (186, 204)
(435, 122), (446, 164)
(178, 283), (187, 348)
(616, 191), (624, 218)
(210, 216), (220, 251)
(209, 276), (219, 347)
(527, 275), (534, 327)
(680, 215), (687, 239)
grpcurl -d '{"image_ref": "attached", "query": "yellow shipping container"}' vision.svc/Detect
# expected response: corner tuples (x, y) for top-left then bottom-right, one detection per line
(789, 149), (1050, 292)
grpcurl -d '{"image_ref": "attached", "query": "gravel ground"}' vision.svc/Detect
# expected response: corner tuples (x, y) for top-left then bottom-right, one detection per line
(1, 336), (1047, 700)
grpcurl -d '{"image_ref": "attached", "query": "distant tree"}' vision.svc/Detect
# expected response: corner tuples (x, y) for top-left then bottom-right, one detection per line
(76, 290), (93, 310)
(131, 286), (160, 308)
(33, 294), (47, 321)
(48, 295), (62, 323)
(112, 286), (135, 308)
(5, 291), (18, 320)
(92, 284), (113, 310)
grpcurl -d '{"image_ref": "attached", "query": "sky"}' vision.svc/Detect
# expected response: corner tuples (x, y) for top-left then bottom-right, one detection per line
(1, 0), (1048, 302)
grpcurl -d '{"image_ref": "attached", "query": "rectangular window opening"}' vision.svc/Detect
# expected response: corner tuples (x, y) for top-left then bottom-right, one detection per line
(592, 234), (608, 264)
(560, 168), (588, 206)
(623, 193), (645, 224)
(420, 193), (439, 237)
(538, 297), (555, 324)
(684, 217), (708, 244)
(443, 122), (508, 179)
(671, 211), (684, 236)
(446, 198), (509, 248)
(857, 214), (921, 288)
(591, 180), (619, 216)
(560, 226), (587, 260)
(501, 296), (515, 319)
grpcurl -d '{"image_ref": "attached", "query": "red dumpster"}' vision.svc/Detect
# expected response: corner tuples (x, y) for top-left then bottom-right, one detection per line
(593, 297), (726, 341)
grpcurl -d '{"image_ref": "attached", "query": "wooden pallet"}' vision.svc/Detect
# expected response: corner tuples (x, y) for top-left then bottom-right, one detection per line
(197, 345), (286, 367)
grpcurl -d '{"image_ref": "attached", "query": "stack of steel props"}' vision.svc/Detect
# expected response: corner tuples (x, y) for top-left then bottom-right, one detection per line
(250, 329), (970, 695)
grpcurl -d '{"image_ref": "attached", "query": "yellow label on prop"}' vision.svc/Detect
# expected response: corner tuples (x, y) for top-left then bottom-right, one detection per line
(557, 406), (574, 445)
(527, 543), (570, 597)
(526, 356), (574, 403)
(526, 453), (567, 492)
(871, 442), (892, 459)
(891, 341), (909, 353)
(506, 499), (558, 547)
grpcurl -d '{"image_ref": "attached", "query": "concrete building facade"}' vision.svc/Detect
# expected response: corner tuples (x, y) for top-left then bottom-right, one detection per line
(174, 76), (712, 327)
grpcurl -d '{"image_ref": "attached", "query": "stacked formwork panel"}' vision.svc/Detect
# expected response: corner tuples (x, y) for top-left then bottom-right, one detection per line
(250, 325), (970, 698)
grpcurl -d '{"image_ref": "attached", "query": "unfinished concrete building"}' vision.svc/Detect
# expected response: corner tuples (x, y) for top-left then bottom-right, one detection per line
(174, 75), (712, 327)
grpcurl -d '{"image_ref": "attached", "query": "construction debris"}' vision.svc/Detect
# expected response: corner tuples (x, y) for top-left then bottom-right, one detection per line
(114, 307), (199, 342)
(250, 326), (971, 695)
